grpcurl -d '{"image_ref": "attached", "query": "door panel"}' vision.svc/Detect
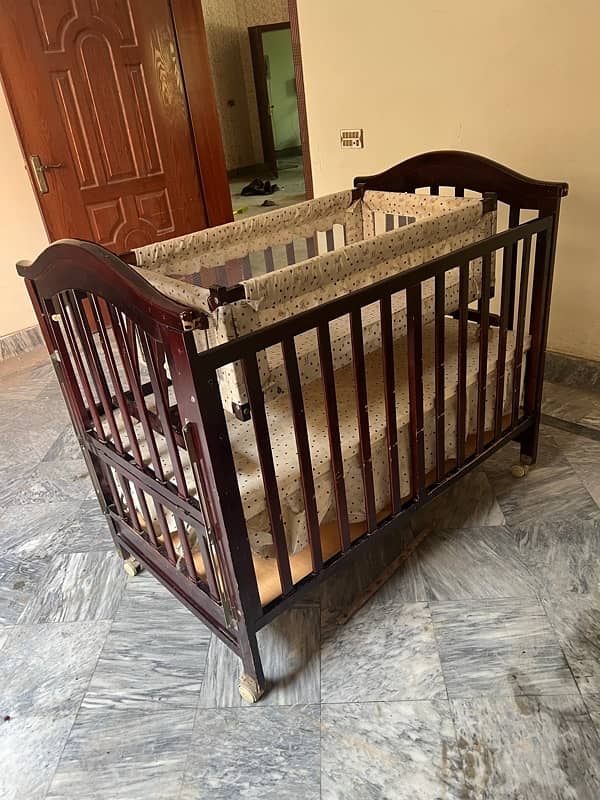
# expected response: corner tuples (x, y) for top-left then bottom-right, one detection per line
(0, 0), (210, 251)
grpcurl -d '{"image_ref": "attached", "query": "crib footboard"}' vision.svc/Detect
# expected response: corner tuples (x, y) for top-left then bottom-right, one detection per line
(17, 241), (265, 695)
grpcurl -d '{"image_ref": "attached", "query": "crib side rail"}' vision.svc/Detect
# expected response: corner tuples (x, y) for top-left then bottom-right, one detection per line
(17, 240), (260, 651)
(192, 214), (555, 621)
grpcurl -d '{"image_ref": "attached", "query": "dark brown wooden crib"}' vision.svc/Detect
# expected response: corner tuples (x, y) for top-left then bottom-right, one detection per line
(17, 151), (567, 703)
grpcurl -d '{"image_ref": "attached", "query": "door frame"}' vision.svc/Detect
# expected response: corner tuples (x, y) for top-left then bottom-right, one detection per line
(170, 0), (232, 225)
(248, 22), (284, 178)
(288, 0), (314, 199)
(0, 0), (233, 245)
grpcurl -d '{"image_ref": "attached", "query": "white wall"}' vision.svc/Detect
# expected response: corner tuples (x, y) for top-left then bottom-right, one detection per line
(297, 0), (600, 361)
(0, 89), (48, 338)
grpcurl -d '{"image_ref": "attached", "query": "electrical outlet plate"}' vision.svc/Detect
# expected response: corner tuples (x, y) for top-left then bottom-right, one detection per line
(340, 129), (364, 149)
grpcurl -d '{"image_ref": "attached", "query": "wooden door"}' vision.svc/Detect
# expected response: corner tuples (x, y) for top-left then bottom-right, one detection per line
(0, 0), (227, 251)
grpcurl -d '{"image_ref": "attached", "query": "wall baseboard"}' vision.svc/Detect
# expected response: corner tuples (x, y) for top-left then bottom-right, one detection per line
(545, 350), (600, 391)
(0, 325), (43, 362)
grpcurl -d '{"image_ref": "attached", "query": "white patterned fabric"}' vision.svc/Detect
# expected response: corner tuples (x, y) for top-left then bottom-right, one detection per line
(111, 319), (529, 559)
(134, 191), (496, 412)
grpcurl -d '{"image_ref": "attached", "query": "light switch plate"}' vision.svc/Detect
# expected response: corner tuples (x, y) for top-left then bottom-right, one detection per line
(340, 129), (364, 149)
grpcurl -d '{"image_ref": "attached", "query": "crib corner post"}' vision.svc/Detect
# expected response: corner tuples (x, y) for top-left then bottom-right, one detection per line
(237, 627), (265, 703)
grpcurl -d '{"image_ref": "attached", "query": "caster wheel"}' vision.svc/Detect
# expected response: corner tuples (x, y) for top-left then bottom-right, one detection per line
(511, 463), (529, 478)
(123, 557), (142, 577)
(238, 674), (263, 704)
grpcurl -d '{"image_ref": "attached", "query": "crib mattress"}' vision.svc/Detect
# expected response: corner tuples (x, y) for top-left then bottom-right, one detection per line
(109, 318), (528, 559)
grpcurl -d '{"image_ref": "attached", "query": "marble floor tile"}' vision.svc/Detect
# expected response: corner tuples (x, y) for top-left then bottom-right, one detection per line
(0, 624), (11, 652)
(321, 700), (463, 800)
(0, 418), (66, 473)
(0, 501), (79, 562)
(180, 705), (320, 800)
(483, 431), (600, 528)
(47, 707), (195, 800)
(511, 518), (600, 595)
(410, 467), (505, 532)
(199, 605), (320, 707)
(542, 381), (600, 423)
(41, 424), (82, 463)
(451, 694), (600, 799)
(417, 526), (536, 601)
(584, 695), (600, 729)
(0, 621), (110, 717)
(321, 601), (445, 703)
(57, 497), (114, 553)
(431, 597), (576, 698)
(319, 523), (427, 611)
(543, 594), (600, 694)
(83, 574), (210, 712)
(20, 550), (126, 623)
(0, 457), (93, 507)
(0, 711), (75, 800)
(0, 556), (52, 624)
(550, 426), (600, 507)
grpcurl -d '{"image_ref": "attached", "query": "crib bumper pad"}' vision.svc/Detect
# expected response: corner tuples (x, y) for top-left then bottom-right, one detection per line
(133, 190), (495, 412)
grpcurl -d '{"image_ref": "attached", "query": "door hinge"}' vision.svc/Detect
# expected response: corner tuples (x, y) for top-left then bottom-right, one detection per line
(205, 525), (238, 630)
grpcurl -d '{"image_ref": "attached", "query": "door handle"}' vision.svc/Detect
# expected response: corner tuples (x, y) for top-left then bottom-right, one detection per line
(29, 155), (64, 194)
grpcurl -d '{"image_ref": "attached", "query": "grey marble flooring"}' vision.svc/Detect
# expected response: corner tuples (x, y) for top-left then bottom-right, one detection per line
(2, 355), (600, 799)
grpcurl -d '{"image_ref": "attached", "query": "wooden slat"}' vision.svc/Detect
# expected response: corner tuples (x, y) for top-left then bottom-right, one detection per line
(90, 296), (144, 465)
(108, 307), (165, 481)
(282, 337), (323, 572)
(476, 254), (492, 453)
(242, 254), (252, 279)
(68, 292), (123, 451)
(264, 246), (275, 273)
(242, 352), (294, 593)
(434, 273), (446, 482)
(286, 242), (295, 265)
(116, 474), (142, 533)
(56, 293), (106, 439)
(507, 205), (521, 327)
(174, 515), (198, 582)
(132, 485), (159, 548)
(101, 462), (126, 518)
(139, 331), (188, 497)
(317, 322), (351, 550)
(350, 309), (377, 532)
(379, 296), (401, 513)
(494, 244), (515, 437)
(154, 499), (178, 566)
(325, 227), (335, 251)
(456, 263), (469, 467)
(406, 285), (426, 496)
(511, 235), (532, 424)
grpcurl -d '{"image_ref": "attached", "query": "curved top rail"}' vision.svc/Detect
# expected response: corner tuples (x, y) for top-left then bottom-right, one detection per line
(355, 150), (568, 211)
(17, 239), (202, 335)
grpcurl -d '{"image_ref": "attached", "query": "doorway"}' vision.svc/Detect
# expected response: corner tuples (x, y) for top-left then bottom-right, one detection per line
(250, 23), (301, 178)
(202, 1), (312, 221)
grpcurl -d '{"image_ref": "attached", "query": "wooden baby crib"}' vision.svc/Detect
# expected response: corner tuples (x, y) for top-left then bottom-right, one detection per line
(17, 151), (567, 703)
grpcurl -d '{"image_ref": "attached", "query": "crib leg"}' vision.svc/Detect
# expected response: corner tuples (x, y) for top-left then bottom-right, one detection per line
(514, 422), (539, 477)
(237, 629), (265, 704)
